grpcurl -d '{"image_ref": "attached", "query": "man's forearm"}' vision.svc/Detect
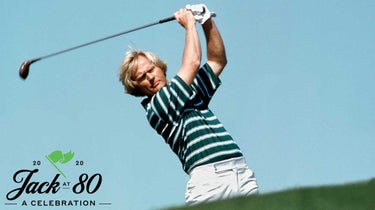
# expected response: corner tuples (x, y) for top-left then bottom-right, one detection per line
(203, 19), (227, 77)
(178, 24), (202, 86)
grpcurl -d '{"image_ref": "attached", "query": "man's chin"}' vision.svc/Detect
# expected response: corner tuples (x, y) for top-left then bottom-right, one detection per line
(147, 84), (166, 96)
(155, 83), (166, 91)
(147, 88), (160, 96)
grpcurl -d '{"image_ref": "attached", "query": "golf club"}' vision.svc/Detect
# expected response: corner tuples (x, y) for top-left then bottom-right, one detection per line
(19, 12), (216, 80)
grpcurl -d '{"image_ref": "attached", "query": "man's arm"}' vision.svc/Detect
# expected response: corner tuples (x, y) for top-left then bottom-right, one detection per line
(175, 9), (202, 86)
(202, 18), (227, 77)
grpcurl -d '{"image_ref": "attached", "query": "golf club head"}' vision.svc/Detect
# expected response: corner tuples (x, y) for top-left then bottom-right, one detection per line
(19, 58), (41, 80)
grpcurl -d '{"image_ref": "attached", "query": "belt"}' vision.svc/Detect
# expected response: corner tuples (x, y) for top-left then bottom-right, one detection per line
(189, 157), (247, 175)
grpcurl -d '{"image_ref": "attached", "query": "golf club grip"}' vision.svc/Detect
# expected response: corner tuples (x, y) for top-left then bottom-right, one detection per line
(159, 16), (176, 24)
(159, 12), (217, 24)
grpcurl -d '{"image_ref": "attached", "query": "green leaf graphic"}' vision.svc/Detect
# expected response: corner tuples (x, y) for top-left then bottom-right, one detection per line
(47, 150), (74, 164)
(61, 151), (75, 164)
(46, 150), (74, 178)
(47, 150), (63, 163)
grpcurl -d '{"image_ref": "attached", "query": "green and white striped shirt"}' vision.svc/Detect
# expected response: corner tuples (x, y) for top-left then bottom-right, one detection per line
(141, 63), (243, 173)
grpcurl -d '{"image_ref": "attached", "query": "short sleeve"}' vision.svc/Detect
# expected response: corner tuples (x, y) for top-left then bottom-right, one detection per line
(191, 63), (222, 105)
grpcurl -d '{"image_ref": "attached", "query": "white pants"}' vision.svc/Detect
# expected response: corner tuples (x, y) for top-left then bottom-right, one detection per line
(185, 157), (259, 205)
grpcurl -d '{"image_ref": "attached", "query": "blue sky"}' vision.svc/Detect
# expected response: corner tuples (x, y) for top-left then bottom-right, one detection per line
(1, 1), (374, 210)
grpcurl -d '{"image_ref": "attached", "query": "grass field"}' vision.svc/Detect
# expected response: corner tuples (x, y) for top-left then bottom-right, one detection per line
(166, 178), (375, 210)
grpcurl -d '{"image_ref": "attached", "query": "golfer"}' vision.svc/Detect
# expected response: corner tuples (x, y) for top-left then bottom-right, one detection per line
(119, 5), (258, 205)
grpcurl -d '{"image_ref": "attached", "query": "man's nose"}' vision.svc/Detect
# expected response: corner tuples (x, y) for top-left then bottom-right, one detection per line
(146, 72), (155, 81)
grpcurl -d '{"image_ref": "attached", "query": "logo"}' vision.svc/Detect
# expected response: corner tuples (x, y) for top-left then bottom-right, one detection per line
(4, 150), (111, 207)
(45, 150), (75, 178)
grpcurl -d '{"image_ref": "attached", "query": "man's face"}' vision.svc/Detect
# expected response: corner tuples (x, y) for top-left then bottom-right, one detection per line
(132, 55), (168, 97)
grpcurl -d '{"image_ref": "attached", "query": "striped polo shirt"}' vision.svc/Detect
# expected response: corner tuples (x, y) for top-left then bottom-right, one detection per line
(141, 63), (243, 173)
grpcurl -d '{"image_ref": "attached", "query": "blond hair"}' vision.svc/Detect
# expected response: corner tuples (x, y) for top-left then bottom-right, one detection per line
(119, 50), (167, 97)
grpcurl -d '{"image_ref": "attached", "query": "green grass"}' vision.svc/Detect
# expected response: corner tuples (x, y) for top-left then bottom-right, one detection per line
(165, 178), (375, 210)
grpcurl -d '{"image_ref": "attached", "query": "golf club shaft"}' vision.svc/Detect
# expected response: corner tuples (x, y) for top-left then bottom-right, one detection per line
(36, 16), (175, 61)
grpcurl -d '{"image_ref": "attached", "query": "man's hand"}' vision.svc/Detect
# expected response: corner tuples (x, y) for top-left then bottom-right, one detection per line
(186, 4), (211, 25)
(174, 8), (197, 28)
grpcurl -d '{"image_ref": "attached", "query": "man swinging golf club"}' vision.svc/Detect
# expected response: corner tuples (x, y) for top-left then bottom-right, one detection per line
(119, 4), (259, 205)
